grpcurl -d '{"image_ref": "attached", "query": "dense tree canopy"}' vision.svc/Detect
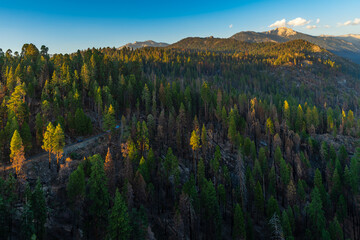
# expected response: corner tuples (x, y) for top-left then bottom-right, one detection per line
(0, 41), (359, 239)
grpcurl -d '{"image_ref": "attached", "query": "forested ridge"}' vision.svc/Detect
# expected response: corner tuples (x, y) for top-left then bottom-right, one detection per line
(0, 40), (360, 239)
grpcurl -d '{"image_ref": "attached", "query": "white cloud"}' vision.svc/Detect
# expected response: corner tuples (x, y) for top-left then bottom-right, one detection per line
(316, 18), (320, 24)
(229, 24), (233, 29)
(269, 17), (312, 28)
(344, 20), (352, 26)
(324, 25), (330, 28)
(269, 19), (286, 28)
(306, 25), (317, 30)
(288, 17), (311, 26)
(342, 18), (360, 26)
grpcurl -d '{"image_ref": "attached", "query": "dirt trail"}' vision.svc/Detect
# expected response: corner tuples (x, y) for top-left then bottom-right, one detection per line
(4, 132), (108, 172)
(29, 132), (108, 161)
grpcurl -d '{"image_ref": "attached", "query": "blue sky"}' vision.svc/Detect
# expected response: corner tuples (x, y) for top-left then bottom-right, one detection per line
(0, 0), (359, 53)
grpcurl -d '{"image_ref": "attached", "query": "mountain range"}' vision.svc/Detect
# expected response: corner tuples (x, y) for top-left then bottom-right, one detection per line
(121, 27), (360, 64)
(230, 27), (360, 63)
(119, 40), (169, 49)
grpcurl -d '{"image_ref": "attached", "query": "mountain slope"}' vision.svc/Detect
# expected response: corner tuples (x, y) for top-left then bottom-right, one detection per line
(231, 27), (360, 63)
(168, 36), (256, 52)
(119, 40), (169, 49)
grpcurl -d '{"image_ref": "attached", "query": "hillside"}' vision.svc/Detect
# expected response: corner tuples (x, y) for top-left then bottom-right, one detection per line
(231, 27), (360, 63)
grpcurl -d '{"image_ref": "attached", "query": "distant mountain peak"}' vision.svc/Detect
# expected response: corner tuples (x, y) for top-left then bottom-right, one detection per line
(119, 40), (169, 50)
(266, 27), (297, 37)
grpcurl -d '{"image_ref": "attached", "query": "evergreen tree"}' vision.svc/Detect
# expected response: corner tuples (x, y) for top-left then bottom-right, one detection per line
(254, 181), (264, 215)
(21, 198), (35, 239)
(42, 122), (54, 169)
(210, 145), (221, 176)
(282, 210), (292, 240)
(87, 154), (109, 238)
(190, 129), (200, 174)
(228, 112), (237, 146)
(107, 189), (131, 240)
(266, 117), (275, 135)
(295, 104), (304, 132)
(130, 206), (148, 240)
(20, 122), (32, 152)
(104, 147), (116, 195)
(10, 130), (25, 178)
(283, 100), (290, 125)
(31, 179), (47, 240)
(267, 195), (280, 219)
(329, 217), (343, 240)
(7, 83), (27, 125)
(137, 121), (149, 156)
(142, 83), (151, 114)
(103, 104), (116, 132)
(53, 123), (65, 172)
(201, 180), (221, 239)
(67, 165), (85, 204)
(233, 203), (246, 240)
(306, 187), (325, 239)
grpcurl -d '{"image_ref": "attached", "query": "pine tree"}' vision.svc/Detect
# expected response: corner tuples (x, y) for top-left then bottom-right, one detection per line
(329, 217), (343, 240)
(190, 129), (200, 174)
(142, 83), (151, 114)
(20, 199), (35, 240)
(10, 130), (25, 178)
(103, 104), (116, 132)
(266, 117), (275, 135)
(20, 122), (32, 152)
(280, 158), (290, 186)
(104, 147), (116, 195)
(295, 104), (304, 132)
(267, 195), (280, 219)
(164, 148), (179, 183)
(42, 122), (54, 169)
(330, 169), (341, 202)
(53, 123), (65, 172)
(233, 203), (246, 240)
(67, 165), (85, 204)
(282, 210), (292, 240)
(297, 180), (306, 205)
(254, 181), (264, 215)
(336, 195), (347, 223)
(31, 179), (47, 240)
(201, 81), (210, 119)
(210, 145), (221, 177)
(107, 189), (131, 240)
(7, 83), (27, 126)
(87, 155), (109, 237)
(283, 100), (290, 125)
(137, 121), (149, 156)
(201, 180), (221, 239)
(306, 187), (325, 239)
